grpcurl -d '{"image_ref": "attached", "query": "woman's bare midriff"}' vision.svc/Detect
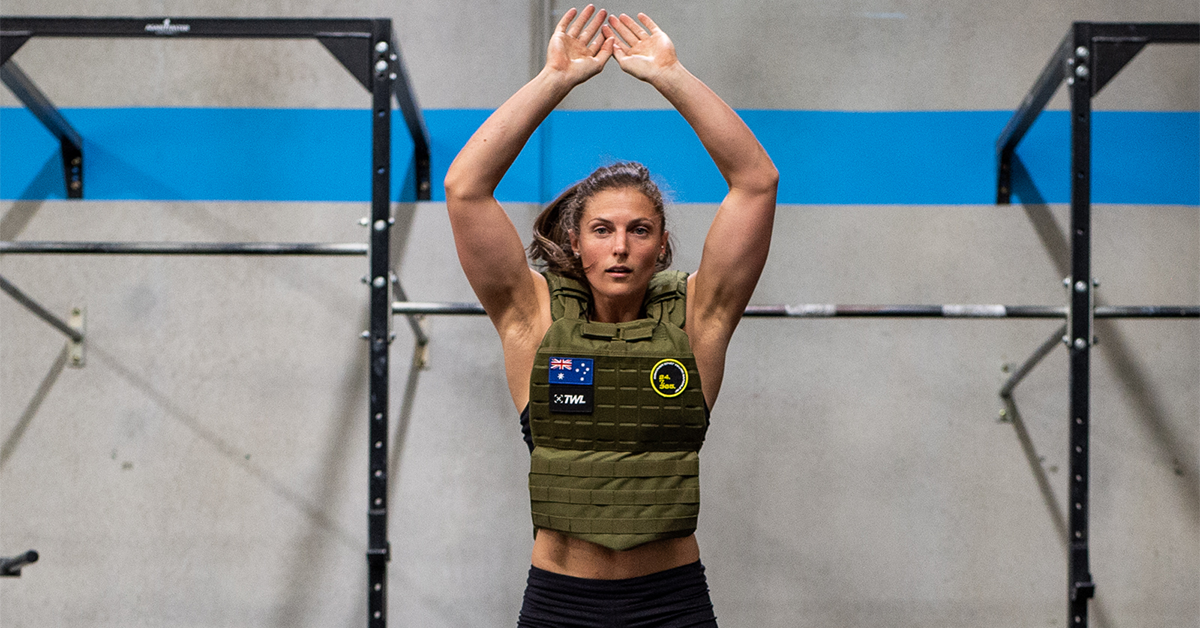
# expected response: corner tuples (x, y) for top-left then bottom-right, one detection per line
(531, 529), (700, 580)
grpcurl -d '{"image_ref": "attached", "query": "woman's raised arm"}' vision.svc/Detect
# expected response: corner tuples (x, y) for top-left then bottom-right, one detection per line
(444, 6), (613, 333)
(604, 13), (779, 401)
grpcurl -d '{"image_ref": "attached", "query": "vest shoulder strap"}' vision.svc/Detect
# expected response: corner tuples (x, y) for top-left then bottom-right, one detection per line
(645, 270), (688, 328)
(544, 272), (590, 321)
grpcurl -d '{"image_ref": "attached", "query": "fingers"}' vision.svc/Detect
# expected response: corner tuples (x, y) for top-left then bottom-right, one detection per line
(565, 5), (592, 37)
(586, 31), (605, 55)
(594, 36), (615, 63)
(636, 13), (660, 34)
(554, 7), (577, 34)
(579, 7), (607, 43)
(612, 13), (649, 42)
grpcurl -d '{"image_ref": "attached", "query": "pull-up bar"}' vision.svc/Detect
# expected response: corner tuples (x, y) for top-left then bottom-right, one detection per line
(391, 301), (1199, 319)
(0, 241), (368, 255)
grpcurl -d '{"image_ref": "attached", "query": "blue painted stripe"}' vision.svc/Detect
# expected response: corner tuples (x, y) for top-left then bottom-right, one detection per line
(2, 107), (1196, 205)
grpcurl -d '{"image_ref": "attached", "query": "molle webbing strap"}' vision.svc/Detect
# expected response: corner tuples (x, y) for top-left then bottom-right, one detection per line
(530, 456), (699, 477)
(528, 486), (701, 506)
(530, 353), (707, 452)
(531, 513), (698, 536)
(579, 320), (656, 341)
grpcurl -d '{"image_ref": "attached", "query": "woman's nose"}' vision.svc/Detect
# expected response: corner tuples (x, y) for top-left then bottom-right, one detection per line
(612, 232), (628, 255)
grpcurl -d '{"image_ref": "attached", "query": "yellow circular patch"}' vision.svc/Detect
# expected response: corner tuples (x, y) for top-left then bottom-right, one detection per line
(650, 359), (688, 398)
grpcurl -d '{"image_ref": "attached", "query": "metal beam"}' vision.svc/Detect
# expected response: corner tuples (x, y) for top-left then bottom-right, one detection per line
(1066, 23), (1097, 626)
(0, 275), (83, 342)
(0, 16), (432, 204)
(0, 61), (83, 198)
(390, 34), (431, 201)
(1000, 324), (1067, 399)
(0, 241), (368, 255)
(391, 301), (1199, 319)
(995, 21), (1199, 205)
(366, 18), (393, 628)
(995, 30), (1071, 204)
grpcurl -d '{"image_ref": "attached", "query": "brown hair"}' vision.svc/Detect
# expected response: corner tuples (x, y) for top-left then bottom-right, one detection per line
(527, 161), (673, 279)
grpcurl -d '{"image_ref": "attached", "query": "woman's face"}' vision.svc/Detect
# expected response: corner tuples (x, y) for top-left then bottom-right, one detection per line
(570, 187), (666, 309)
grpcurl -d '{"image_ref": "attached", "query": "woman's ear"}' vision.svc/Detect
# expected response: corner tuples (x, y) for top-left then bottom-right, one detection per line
(568, 230), (580, 256)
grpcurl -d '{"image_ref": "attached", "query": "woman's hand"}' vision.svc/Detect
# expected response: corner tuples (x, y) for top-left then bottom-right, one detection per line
(545, 5), (614, 86)
(602, 12), (679, 84)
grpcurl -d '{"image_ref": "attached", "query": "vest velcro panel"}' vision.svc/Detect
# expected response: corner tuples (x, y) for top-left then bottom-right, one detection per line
(529, 447), (700, 551)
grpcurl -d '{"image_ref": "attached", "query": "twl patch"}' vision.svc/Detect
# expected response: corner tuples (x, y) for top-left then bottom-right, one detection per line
(650, 359), (688, 398)
(549, 384), (594, 414)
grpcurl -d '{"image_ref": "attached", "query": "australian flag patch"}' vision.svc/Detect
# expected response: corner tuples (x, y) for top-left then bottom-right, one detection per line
(548, 356), (594, 413)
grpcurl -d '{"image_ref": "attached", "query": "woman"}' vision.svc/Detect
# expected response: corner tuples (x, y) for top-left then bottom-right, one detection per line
(444, 6), (777, 626)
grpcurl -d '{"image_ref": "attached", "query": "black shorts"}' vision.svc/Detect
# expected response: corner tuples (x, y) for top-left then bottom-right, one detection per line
(517, 560), (718, 628)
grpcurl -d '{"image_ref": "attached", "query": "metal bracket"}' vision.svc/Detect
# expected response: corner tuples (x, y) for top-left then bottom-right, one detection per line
(0, 550), (38, 577)
(68, 306), (86, 367)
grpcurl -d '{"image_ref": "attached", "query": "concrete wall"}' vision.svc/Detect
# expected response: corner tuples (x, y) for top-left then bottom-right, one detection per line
(2, 1), (1197, 627)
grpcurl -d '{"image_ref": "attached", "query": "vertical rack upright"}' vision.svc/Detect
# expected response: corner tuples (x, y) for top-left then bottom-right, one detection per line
(0, 16), (432, 627)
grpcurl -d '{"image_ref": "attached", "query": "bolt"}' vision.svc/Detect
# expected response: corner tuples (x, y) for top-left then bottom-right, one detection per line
(374, 219), (387, 231)
(1074, 280), (1087, 293)
(1092, 278), (1100, 287)
(390, 53), (397, 61)
(373, 276), (386, 288)
(375, 60), (389, 73)
(1075, 65), (1089, 79)
(1075, 46), (1089, 59)
(1067, 76), (1075, 86)
(388, 217), (395, 225)
(361, 331), (371, 339)
(375, 41), (389, 53)
(1063, 335), (1071, 345)
(1063, 277), (1071, 288)
(1074, 337), (1087, 350)
(359, 217), (370, 226)
(999, 408), (1008, 419)
(389, 72), (397, 80)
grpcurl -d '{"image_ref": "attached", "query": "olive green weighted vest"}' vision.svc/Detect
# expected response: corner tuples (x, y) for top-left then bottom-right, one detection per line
(528, 271), (708, 551)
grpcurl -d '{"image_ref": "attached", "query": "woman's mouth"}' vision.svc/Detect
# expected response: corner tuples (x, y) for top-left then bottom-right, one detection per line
(605, 265), (632, 277)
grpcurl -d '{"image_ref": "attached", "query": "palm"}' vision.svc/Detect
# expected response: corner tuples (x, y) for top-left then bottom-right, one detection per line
(604, 13), (678, 82)
(545, 6), (612, 85)
(547, 32), (605, 81)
